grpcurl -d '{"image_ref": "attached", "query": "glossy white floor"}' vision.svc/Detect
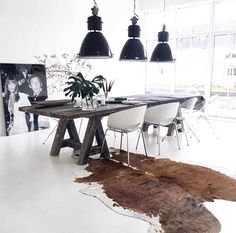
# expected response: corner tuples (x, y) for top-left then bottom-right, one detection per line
(0, 117), (236, 233)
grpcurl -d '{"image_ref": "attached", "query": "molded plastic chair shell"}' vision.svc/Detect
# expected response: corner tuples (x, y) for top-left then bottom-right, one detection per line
(180, 97), (198, 117)
(144, 102), (180, 126)
(102, 105), (148, 166)
(177, 97), (200, 144)
(192, 95), (219, 138)
(108, 105), (147, 132)
(141, 102), (180, 156)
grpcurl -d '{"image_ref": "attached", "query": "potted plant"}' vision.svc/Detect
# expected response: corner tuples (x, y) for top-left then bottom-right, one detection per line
(92, 75), (115, 99)
(64, 72), (99, 108)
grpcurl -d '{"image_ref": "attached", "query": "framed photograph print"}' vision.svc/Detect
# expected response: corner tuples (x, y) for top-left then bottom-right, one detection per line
(0, 63), (49, 136)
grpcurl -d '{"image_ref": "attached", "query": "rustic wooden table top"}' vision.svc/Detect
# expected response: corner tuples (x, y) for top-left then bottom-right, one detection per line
(19, 93), (204, 119)
(122, 93), (205, 108)
(19, 102), (147, 120)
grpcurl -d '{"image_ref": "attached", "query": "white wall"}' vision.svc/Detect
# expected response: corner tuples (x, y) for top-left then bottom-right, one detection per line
(0, 0), (146, 94)
(0, 0), (81, 62)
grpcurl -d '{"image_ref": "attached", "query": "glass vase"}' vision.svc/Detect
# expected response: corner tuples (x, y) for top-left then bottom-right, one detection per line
(82, 96), (98, 110)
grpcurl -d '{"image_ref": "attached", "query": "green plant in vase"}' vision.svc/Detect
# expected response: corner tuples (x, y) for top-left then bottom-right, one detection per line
(92, 75), (115, 99)
(64, 72), (99, 108)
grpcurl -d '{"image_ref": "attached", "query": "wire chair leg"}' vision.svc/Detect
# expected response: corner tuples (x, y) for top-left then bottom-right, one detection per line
(101, 129), (109, 156)
(161, 134), (167, 142)
(126, 133), (130, 166)
(120, 132), (123, 152)
(181, 121), (189, 146)
(135, 129), (141, 150)
(140, 128), (148, 157)
(158, 125), (161, 156)
(173, 122), (181, 150)
(185, 120), (200, 142)
(204, 115), (219, 138)
(42, 124), (58, 145)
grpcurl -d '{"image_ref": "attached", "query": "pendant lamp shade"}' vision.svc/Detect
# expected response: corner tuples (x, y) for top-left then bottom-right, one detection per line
(120, 1), (146, 61)
(120, 17), (146, 61)
(79, 32), (111, 58)
(120, 38), (146, 60)
(150, 24), (174, 62)
(79, 4), (112, 58)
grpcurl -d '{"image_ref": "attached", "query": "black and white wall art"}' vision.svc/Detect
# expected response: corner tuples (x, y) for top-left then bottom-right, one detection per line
(0, 63), (49, 136)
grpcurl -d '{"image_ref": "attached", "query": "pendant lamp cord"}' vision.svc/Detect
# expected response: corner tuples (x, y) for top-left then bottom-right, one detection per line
(91, 0), (113, 57)
(163, 0), (166, 30)
(92, 0), (99, 15)
(133, 0), (139, 20)
(93, 0), (97, 7)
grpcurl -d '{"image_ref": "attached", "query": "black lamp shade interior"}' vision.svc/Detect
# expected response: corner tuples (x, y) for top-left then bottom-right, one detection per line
(150, 43), (173, 62)
(120, 39), (146, 60)
(79, 32), (112, 58)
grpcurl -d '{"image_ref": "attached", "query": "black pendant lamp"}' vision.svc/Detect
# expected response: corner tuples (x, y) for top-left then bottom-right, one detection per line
(79, 0), (113, 58)
(150, 24), (174, 62)
(150, 0), (174, 62)
(120, 0), (146, 61)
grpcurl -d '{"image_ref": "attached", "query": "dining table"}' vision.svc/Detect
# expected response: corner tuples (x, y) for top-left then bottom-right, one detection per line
(19, 101), (146, 165)
(19, 93), (205, 165)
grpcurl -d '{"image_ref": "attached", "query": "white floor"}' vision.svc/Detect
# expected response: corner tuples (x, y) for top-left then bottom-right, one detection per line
(0, 117), (236, 233)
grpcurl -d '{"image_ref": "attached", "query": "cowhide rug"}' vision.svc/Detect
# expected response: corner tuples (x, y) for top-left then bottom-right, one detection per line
(75, 151), (236, 233)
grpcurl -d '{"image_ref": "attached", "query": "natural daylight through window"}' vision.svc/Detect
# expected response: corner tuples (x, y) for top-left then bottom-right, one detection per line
(144, 0), (236, 119)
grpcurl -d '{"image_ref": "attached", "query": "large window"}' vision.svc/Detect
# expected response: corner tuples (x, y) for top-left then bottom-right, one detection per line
(177, 4), (211, 35)
(145, 0), (236, 119)
(211, 34), (236, 118)
(214, 1), (236, 32)
(175, 36), (209, 92)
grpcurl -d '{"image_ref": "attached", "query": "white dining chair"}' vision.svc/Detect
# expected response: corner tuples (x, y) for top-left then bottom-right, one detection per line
(136, 102), (180, 156)
(101, 105), (147, 165)
(176, 97), (200, 145)
(192, 95), (219, 138)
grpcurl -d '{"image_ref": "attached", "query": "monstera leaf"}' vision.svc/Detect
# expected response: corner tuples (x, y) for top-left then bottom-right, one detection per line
(64, 72), (99, 101)
(91, 75), (106, 92)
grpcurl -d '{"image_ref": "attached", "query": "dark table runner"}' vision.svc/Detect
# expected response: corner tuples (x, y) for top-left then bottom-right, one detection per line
(119, 93), (205, 133)
(121, 93), (205, 109)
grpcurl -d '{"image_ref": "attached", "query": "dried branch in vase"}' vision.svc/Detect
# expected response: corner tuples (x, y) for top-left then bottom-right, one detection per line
(34, 53), (92, 95)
